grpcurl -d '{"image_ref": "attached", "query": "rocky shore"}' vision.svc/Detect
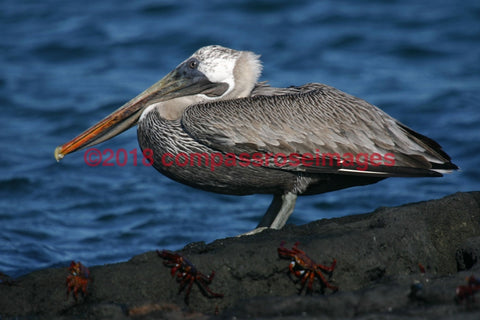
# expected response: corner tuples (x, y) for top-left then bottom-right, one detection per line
(1, 191), (480, 319)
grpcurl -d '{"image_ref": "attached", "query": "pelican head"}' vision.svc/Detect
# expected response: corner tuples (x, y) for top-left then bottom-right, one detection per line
(54, 45), (262, 161)
(191, 45), (262, 99)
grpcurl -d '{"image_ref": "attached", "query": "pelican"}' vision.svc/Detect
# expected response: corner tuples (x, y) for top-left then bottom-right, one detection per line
(54, 45), (458, 232)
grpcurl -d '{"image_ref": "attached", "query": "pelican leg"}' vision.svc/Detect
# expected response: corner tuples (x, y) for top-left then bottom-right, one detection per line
(257, 192), (297, 229)
(238, 192), (297, 237)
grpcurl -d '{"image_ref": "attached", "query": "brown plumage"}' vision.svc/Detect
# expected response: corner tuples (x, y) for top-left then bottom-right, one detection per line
(55, 45), (458, 233)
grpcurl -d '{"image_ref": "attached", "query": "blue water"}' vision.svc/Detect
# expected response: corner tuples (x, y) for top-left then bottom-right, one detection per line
(1, 0), (479, 277)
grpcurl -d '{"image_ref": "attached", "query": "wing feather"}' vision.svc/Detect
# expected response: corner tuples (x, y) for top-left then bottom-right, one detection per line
(181, 83), (457, 177)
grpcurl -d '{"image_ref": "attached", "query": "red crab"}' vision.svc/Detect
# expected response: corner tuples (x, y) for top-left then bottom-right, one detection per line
(157, 250), (223, 304)
(66, 261), (90, 301)
(456, 275), (480, 303)
(278, 241), (338, 294)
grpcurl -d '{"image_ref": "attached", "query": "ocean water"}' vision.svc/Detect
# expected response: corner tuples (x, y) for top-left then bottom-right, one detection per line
(1, 0), (479, 277)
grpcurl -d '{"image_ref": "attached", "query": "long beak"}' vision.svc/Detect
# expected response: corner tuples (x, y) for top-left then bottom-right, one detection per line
(54, 67), (225, 161)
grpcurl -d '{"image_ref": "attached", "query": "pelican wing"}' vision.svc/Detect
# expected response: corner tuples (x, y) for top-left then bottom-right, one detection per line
(182, 84), (456, 177)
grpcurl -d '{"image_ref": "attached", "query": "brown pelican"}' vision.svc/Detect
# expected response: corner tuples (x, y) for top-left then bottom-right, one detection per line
(54, 45), (458, 232)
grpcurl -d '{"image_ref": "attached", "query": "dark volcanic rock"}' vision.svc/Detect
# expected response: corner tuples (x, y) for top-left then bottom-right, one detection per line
(1, 191), (480, 319)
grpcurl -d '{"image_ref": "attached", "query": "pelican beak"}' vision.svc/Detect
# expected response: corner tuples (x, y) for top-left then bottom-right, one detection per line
(54, 64), (228, 161)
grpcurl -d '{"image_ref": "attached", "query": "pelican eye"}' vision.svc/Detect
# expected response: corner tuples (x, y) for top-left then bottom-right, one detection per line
(188, 58), (199, 70)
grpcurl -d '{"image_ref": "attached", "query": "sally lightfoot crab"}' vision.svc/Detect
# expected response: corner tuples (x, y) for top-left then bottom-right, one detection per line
(455, 275), (480, 303)
(66, 261), (90, 301)
(278, 242), (338, 294)
(157, 250), (223, 304)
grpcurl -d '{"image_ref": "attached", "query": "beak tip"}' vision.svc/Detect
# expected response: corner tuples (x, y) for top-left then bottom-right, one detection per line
(54, 146), (64, 162)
